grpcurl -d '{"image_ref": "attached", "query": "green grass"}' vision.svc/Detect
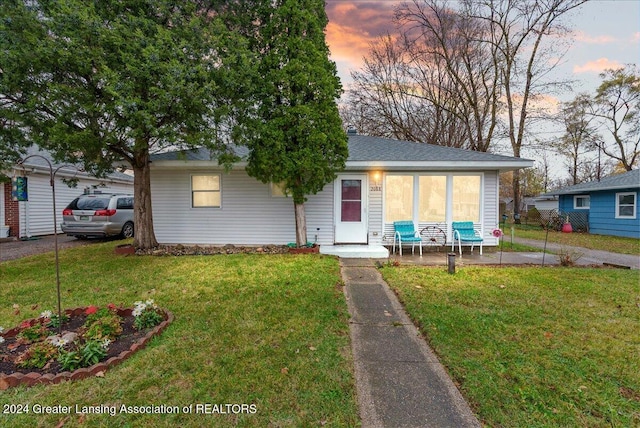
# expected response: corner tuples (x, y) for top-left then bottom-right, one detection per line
(0, 241), (358, 427)
(509, 224), (640, 256)
(381, 265), (640, 427)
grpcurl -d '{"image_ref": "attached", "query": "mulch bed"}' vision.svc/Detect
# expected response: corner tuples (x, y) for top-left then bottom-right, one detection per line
(0, 307), (173, 389)
(0, 313), (146, 376)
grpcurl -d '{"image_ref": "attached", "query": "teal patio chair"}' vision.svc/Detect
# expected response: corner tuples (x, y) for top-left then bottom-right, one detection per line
(392, 221), (423, 256)
(451, 221), (483, 256)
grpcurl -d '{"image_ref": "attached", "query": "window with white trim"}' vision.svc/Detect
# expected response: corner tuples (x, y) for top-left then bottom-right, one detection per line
(191, 175), (221, 208)
(574, 195), (590, 209)
(271, 182), (288, 197)
(419, 175), (447, 222)
(384, 175), (414, 222)
(616, 192), (636, 219)
(452, 175), (481, 222)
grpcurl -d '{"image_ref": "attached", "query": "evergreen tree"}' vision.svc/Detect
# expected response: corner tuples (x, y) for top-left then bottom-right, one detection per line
(241, 0), (348, 246)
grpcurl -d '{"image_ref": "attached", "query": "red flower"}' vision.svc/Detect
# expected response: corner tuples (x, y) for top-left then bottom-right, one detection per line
(107, 303), (117, 312)
(20, 320), (32, 329)
(85, 305), (98, 315)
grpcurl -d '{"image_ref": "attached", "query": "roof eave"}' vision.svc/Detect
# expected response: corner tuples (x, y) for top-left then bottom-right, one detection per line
(344, 160), (534, 171)
(548, 184), (640, 195)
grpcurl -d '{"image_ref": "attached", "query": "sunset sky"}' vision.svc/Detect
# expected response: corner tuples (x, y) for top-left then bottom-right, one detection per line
(324, 0), (639, 101)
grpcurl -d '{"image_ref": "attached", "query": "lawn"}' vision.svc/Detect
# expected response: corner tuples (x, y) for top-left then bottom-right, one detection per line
(509, 224), (640, 256)
(0, 241), (359, 427)
(381, 265), (640, 428)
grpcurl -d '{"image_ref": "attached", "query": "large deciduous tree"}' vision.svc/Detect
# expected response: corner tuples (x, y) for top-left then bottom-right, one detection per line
(0, 0), (235, 249)
(474, 0), (586, 220)
(555, 94), (601, 184)
(239, 0), (348, 247)
(591, 65), (640, 171)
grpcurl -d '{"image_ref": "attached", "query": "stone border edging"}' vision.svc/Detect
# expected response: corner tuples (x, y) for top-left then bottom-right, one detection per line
(0, 307), (174, 390)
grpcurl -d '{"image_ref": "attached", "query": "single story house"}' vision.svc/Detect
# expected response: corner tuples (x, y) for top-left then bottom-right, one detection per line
(542, 169), (639, 238)
(149, 134), (532, 257)
(533, 194), (559, 211)
(1, 147), (134, 239)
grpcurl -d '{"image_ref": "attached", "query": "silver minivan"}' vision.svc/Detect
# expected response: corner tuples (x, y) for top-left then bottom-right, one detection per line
(61, 193), (134, 239)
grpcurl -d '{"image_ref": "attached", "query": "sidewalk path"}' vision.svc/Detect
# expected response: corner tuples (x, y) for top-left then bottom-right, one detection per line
(512, 237), (640, 269)
(341, 258), (481, 428)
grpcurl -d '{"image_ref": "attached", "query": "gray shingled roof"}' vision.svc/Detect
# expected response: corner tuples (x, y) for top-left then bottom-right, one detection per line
(545, 169), (640, 195)
(151, 135), (530, 165)
(347, 135), (527, 162)
(18, 146), (134, 182)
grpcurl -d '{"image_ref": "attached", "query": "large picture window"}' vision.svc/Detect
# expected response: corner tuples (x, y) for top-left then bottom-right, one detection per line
(192, 175), (221, 208)
(419, 176), (446, 222)
(384, 173), (483, 225)
(385, 175), (413, 222)
(452, 175), (481, 222)
(616, 192), (636, 219)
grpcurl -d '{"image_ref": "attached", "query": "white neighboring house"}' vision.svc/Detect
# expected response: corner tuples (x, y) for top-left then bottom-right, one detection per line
(149, 134), (533, 257)
(1, 147), (133, 239)
(533, 194), (559, 211)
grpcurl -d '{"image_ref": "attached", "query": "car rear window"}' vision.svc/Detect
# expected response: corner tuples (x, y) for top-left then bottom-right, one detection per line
(70, 197), (111, 210)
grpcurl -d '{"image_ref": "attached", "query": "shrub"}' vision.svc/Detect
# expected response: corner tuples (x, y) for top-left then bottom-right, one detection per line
(16, 342), (58, 369)
(17, 325), (49, 343)
(84, 313), (123, 341)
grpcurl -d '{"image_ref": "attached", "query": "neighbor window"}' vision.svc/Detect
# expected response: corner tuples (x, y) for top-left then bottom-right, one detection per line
(191, 175), (221, 208)
(574, 195), (590, 209)
(616, 192), (636, 219)
(452, 175), (481, 222)
(419, 175), (446, 222)
(385, 175), (414, 222)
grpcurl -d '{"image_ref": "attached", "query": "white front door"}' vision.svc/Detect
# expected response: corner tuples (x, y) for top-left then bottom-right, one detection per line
(334, 174), (368, 244)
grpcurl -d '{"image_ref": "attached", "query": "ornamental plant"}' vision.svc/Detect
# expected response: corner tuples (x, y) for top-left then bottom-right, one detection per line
(17, 324), (49, 343)
(15, 342), (58, 369)
(132, 300), (164, 330)
(83, 306), (123, 341)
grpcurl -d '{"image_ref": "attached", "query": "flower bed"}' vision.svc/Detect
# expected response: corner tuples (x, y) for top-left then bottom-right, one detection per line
(0, 302), (173, 390)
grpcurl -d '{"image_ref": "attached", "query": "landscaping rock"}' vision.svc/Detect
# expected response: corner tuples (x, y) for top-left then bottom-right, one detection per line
(135, 244), (291, 256)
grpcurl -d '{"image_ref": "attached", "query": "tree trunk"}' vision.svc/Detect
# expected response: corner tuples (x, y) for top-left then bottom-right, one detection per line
(294, 202), (307, 247)
(512, 169), (521, 224)
(132, 150), (158, 250)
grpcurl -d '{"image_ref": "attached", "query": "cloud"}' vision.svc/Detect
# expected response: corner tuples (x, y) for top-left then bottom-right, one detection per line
(325, 1), (398, 65)
(632, 32), (640, 43)
(572, 31), (617, 44)
(573, 58), (624, 74)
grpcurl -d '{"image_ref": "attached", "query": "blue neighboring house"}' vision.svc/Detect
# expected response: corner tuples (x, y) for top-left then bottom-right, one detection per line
(544, 169), (640, 238)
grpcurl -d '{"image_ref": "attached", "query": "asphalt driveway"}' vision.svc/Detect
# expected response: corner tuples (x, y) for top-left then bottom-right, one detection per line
(0, 235), (103, 262)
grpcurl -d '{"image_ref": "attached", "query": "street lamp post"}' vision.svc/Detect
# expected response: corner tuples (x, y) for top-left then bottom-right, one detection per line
(17, 155), (79, 334)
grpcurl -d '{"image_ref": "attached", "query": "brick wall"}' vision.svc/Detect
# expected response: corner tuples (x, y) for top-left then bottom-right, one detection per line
(3, 183), (20, 238)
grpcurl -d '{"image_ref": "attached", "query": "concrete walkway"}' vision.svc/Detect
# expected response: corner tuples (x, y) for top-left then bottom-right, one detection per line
(341, 258), (481, 428)
(512, 237), (640, 269)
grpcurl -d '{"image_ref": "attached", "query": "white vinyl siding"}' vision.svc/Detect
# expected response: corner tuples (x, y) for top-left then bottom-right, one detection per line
(18, 173), (133, 237)
(151, 168), (334, 245)
(368, 172), (383, 245)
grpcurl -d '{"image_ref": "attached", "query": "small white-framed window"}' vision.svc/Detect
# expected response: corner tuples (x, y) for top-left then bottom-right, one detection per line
(271, 182), (289, 198)
(191, 175), (221, 208)
(616, 192), (636, 219)
(573, 195), (590, 209)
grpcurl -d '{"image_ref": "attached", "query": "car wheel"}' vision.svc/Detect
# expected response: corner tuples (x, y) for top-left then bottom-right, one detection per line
(121, 222), (134, 239)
